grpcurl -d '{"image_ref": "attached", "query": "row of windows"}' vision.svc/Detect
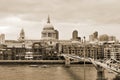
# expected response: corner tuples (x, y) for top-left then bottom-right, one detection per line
(42, 33), (57, 37)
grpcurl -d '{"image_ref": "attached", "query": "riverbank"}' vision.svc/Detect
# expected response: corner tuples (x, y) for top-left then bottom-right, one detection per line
(0, 60), (91, 65)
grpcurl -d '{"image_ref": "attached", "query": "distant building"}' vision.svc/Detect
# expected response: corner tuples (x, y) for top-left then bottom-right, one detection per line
(0, 48), (12, 60)
(72, 30), (81, 41)
(93, 31), (98, 39)
(99, 34), (109, 41)
(41, 16), (59, 40)
(72, 30), (78, 40)
(58, 42), (104, 59)
(89, 31), (98, 42)
(104, 44), (120, 60)
(89, 34), (94, 42)
(99, 34), (117, 42)
(0, 34), (5, 44)
(109, 36), (116, 41)
(18, 28), (25, 42)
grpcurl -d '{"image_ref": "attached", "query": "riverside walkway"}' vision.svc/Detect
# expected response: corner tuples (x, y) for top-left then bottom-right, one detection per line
(0, 60), (82, 64)
(0, 60), (65, 64)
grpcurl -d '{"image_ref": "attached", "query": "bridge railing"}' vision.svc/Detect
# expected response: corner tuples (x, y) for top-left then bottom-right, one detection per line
(61, 54), (120, 74)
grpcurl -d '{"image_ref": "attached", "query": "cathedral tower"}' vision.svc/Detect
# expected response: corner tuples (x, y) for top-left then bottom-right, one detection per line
(18, 28), (25, 41)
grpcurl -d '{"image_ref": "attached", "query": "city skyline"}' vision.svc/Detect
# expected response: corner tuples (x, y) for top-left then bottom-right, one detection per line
(0, 0), (120, 40)
(0, 17), (120, 40)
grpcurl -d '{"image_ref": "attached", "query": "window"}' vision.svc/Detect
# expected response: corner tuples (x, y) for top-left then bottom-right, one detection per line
(50, 41), (52, 44)
(42, 33), (46, 37)
(22, 37), (24, 39)
(48, 33), (52, 37)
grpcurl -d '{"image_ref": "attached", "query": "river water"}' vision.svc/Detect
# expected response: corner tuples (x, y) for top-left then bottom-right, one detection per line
(0, 64), (116, 80)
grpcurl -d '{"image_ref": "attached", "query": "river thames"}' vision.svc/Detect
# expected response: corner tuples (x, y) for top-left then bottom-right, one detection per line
(0, 64), (116, 80)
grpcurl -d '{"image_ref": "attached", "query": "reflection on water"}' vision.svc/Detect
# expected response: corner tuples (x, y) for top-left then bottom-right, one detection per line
(0, 64), (116, 80)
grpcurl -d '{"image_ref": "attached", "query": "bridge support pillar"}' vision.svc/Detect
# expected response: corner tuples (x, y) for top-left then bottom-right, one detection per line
(65, 57), (70, 68)
(96, 66), (107, 80)
(113, 74), (120, 80)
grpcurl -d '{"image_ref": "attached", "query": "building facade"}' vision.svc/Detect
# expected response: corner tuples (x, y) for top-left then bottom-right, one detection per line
(0, 16), (119, 60)
(0, 34), (5, 44)
(104, 43), (120, 60)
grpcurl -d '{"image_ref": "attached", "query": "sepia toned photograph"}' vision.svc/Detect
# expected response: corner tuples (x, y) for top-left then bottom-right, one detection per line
(0, 0), (120, 80)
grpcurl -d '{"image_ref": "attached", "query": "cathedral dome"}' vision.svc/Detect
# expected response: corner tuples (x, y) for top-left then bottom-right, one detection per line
(42, 29), (56, 33)
(43, 16), (54, 30)
(41, 16), (59, 40)
(43, 23), (54, 30)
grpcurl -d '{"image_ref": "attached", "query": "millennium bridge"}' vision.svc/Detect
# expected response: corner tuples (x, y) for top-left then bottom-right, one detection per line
(62, 54), (120, 80)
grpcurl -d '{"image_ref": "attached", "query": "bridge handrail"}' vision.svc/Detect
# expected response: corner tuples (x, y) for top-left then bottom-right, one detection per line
(61, 54), (120, 74)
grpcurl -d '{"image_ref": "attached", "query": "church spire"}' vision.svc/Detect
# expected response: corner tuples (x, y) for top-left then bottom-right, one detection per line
(21, 28), (24, 35)
(47, 15), (50, 23)
(18, 28), (25, 41)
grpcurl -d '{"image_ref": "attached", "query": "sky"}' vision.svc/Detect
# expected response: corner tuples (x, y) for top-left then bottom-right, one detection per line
(0, 0), (120, 40)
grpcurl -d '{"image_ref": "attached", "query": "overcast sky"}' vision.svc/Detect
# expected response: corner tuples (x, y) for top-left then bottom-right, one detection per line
(0, 0), (120, 40)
